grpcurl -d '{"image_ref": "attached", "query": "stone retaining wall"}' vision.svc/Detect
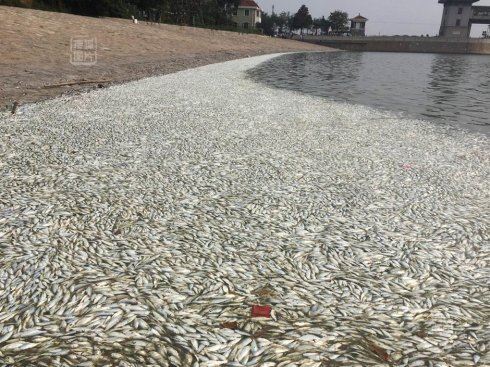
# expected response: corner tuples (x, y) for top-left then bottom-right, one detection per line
(301, 36), (490, 55)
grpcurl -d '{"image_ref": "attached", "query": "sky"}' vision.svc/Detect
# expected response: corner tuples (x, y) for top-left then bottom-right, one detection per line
(258, 0), (490, 37)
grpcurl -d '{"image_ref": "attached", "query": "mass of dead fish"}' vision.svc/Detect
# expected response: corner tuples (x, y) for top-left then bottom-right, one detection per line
(0, 54), (488, 366)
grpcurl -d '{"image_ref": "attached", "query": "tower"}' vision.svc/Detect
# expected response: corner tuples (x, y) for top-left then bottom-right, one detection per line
(439, 0), (479, 38)
(439, 0), (490, 39)
(350, 15), (368, 37)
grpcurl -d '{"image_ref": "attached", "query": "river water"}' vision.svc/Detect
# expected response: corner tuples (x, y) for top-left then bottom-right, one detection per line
(248, 52), (490, 135)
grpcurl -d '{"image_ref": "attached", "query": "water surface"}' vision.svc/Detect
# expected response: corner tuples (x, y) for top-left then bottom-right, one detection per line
(248, 52), (490, 135)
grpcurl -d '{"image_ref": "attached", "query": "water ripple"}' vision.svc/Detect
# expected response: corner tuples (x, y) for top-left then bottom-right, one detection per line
(248, 52), (490, 135)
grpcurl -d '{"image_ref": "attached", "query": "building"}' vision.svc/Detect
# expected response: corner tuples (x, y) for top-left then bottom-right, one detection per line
(350, 14), (368, 36)
(231, 0), (262, 30)
(439, 0), (490, 38)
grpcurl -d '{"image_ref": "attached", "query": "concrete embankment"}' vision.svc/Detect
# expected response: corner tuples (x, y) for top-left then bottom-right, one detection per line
(301, 35), (490, 54)
(0, 5), (331, 108)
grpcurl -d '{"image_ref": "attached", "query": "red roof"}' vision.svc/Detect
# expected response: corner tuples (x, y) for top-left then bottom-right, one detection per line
(351, 14), (368, 21)
(239, 0), (260, 9)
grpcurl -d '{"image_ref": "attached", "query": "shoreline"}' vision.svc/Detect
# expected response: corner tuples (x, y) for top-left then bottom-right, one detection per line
(247, 52), (490, 138)
(299, 35), (490, 55)
(0, 54), (488, 365)
(0, 5), (332, 109)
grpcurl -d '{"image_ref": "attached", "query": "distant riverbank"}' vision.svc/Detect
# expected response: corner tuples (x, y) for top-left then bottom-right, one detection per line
(0, 6), (331, 108)
(300, 35), (490, 55)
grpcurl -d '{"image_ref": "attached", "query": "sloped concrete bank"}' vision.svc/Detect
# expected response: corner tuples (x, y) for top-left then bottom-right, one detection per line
(0, 5), (330, 108)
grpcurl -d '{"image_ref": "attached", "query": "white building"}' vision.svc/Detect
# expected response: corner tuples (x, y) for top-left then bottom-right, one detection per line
(231, 0), (262, 30)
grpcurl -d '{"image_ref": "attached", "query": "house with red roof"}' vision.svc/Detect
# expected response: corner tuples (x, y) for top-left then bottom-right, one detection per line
(231, 0), (262, 30)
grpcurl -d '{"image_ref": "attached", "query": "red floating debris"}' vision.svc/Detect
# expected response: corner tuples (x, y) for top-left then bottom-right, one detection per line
(401, 163), (414, 171)
(251, 305), (272, 318)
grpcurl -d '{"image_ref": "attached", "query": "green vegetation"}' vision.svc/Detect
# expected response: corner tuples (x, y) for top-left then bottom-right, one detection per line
(0, 0), (241, 28)
(1, 1), (352, 36)
(259, 11), (292, 36)
(292, 4), (312, 34)
(313, 16), (331, 34)
(328, 10), (349, 33)
(260, 5), (332, 37)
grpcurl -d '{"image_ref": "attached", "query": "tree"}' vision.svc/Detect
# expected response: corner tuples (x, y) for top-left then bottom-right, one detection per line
(277, 11), (291, 34)
(4, 0), (242, 29)
(259, 12), (275, 36)
(328, 10), (348, 34)
(292, 4), (312, 34)
(313, 16), (331, 35)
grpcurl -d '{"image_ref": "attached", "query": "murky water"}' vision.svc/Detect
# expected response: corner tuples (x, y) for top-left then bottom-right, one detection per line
(248, 52), (490, 135)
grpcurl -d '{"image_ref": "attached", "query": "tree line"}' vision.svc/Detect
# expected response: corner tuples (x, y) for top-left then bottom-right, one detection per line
(2, 1), (349, 34)
(260, 5), (349, 36)
(1, 0), (241, 27)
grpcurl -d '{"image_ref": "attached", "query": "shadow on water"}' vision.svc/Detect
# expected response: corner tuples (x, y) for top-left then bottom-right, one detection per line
(423, 55), (468, 120)
(248, 52), (490, 135)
